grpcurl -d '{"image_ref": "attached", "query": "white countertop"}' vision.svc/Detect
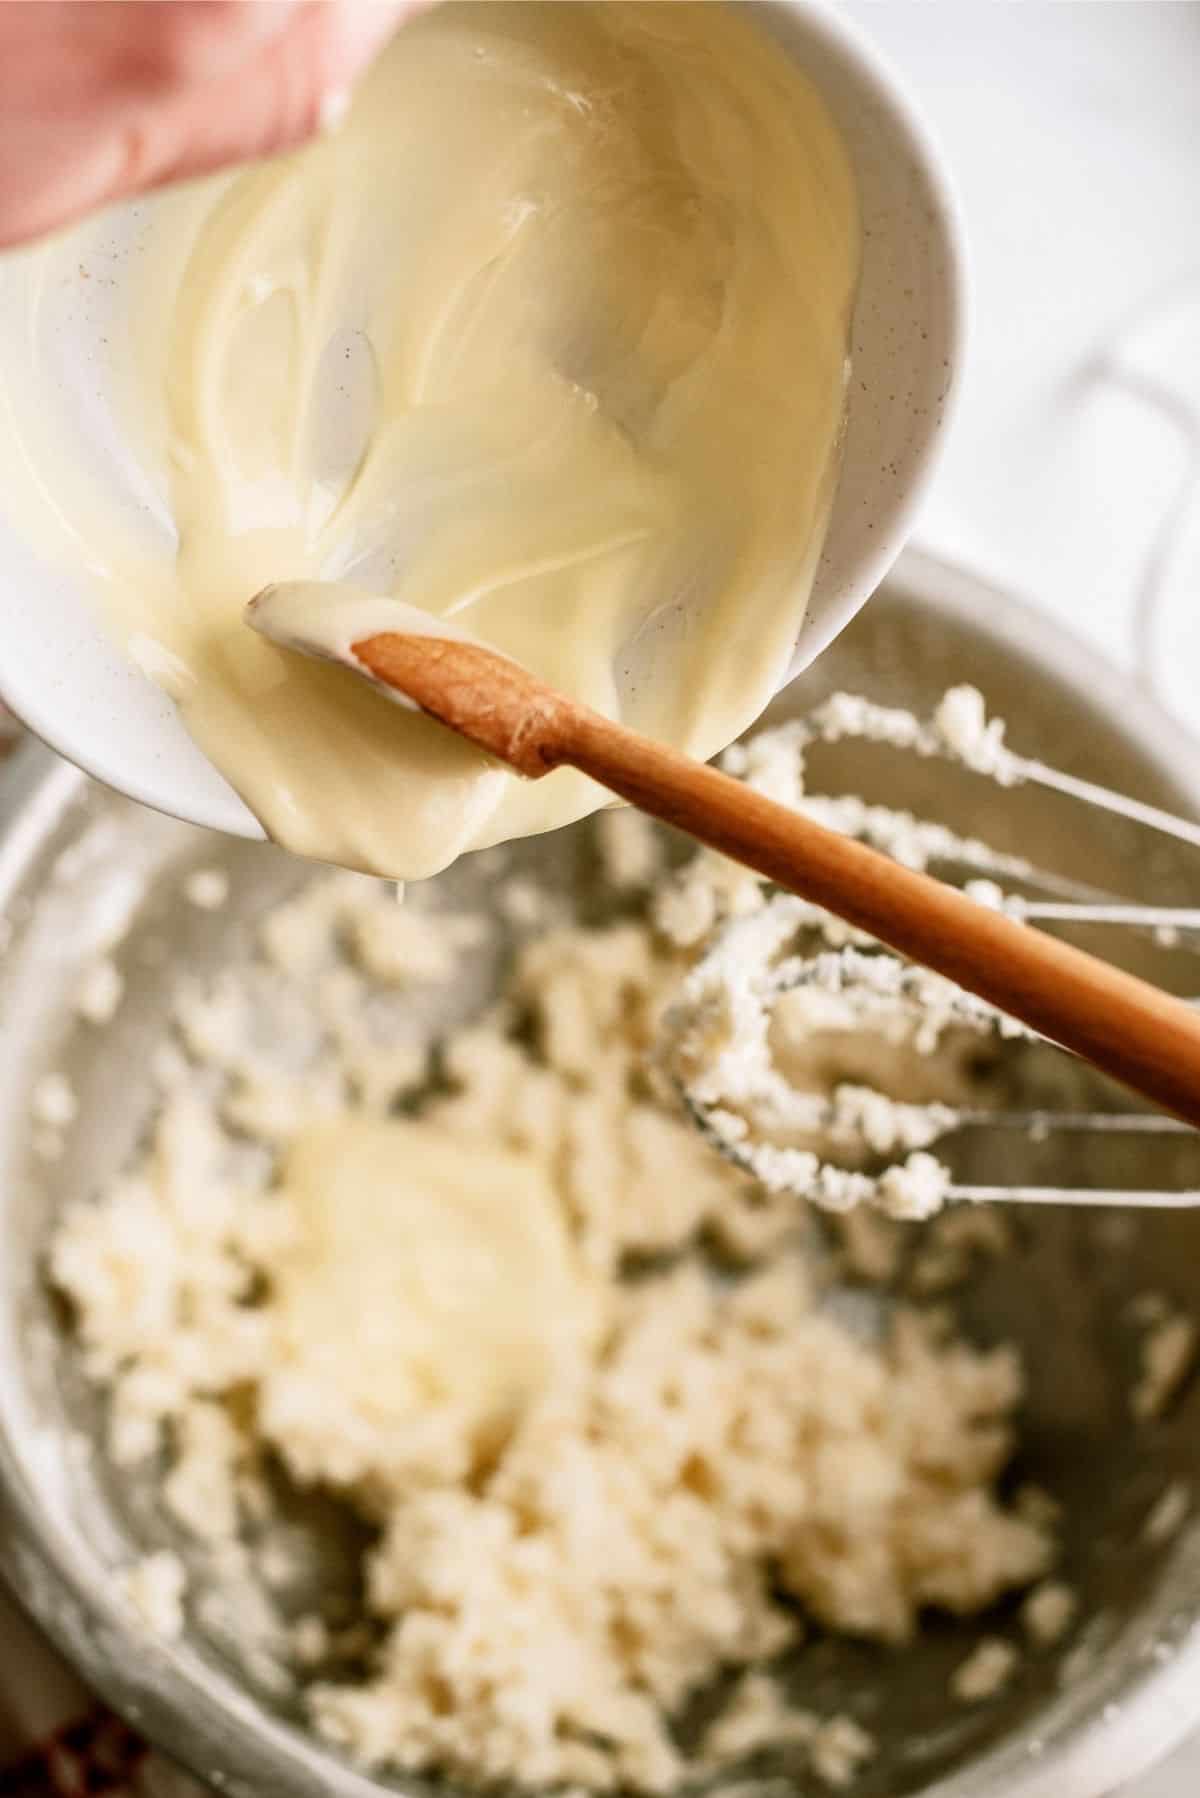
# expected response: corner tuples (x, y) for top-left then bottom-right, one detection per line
(846, 0), (1200, 724)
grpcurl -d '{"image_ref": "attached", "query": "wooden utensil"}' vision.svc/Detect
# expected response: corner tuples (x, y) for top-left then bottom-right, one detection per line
(247, 592), (1200, 1130)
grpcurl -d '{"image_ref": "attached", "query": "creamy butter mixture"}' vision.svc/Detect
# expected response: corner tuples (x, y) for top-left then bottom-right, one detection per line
(4, 2), (858, 877)
(51, 736), (1069, 1793)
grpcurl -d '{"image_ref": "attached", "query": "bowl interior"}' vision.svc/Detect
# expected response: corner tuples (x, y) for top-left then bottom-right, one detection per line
(0, 562), (1199, 1798)
(0, 0), (963, 841)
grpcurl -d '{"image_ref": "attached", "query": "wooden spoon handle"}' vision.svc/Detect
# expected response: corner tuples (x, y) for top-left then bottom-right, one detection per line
(558, 706), (1200, 1130)
(349, 628), (1200, 1128)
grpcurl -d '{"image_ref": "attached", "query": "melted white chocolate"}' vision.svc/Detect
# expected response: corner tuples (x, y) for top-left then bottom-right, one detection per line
(269, 1118), (600, 1465)
(3, 2), (858, 877)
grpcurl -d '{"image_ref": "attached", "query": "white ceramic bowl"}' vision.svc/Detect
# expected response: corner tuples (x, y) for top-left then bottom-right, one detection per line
(0, 0), (965, 841)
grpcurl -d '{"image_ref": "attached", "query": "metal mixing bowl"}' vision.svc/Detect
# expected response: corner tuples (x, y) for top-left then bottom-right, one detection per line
(1, 550), (1200, 1798)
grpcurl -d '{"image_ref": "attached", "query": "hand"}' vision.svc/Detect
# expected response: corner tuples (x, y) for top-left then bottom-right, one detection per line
(0, 1), (423, 250)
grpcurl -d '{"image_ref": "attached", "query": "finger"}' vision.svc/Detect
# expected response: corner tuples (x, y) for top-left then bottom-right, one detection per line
(127, 3), (307, 84)
(111, 0), (420, 191)
(0, 1), (420, 249)
(0, 3), (302, 107)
